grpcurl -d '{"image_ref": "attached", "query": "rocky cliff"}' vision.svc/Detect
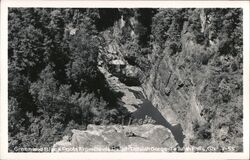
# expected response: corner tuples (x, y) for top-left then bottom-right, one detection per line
(53, 8), (243, 152)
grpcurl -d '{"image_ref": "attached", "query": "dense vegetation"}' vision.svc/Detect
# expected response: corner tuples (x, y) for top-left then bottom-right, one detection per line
(8, 8), (243, 152)
(8, 8), (125, 151)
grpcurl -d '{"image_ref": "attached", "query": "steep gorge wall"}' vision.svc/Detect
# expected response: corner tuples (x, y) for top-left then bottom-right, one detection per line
(142, 34), (209, 146)
(96, 10), (205, 147)
(98, 8), (243, 150)
(54, 8), (242, 150)
(141, 9), (243, 149)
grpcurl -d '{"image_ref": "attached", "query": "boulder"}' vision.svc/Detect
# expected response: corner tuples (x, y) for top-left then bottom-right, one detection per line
(52, 124), (178, 152)
(118, 65), (144, 86)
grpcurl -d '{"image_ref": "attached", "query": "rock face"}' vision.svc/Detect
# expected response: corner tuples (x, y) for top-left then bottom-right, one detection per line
(142, 37), (208, 144)
(141, 29), (243, 150)
(52, 124), (178, 152)
(95, 11), (242, 151)
(98, 30), (146, 113)
(52, 10), (243, 152)
(98, 66), (145, 113)
(95, 26), (186, 149)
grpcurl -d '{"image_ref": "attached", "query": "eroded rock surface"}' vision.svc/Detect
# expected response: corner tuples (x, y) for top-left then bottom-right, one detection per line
(52, 124), (178, 152)
(97, 30), (146, 113)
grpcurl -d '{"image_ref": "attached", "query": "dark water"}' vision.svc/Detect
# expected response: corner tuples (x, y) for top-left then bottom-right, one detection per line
(132, 99), (185, 147)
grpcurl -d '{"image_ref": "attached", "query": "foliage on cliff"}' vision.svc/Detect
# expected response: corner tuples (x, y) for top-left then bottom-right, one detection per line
(150, 8), (243, 151)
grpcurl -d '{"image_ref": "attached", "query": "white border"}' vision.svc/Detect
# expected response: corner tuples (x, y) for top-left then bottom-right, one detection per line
(0, 1), (249, 160)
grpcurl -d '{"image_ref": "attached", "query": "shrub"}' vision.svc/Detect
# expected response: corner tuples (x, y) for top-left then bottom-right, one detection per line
(193, 121), (212, 140)
(141, 47), (152, 55)
(218, 39), (233, 55)
(200, 52), (210, 65)
(168, 42), (178, 56)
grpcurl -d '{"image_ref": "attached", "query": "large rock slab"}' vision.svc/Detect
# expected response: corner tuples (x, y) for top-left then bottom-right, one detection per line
(98, 66), (145, 113)
(52, 124), (178, 152)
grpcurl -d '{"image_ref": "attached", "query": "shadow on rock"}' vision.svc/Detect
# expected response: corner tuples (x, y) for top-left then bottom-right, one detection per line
(132, 99), (185, 147)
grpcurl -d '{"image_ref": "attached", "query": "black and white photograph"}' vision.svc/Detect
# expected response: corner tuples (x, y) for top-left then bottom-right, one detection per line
(0, 0), (249, 160)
